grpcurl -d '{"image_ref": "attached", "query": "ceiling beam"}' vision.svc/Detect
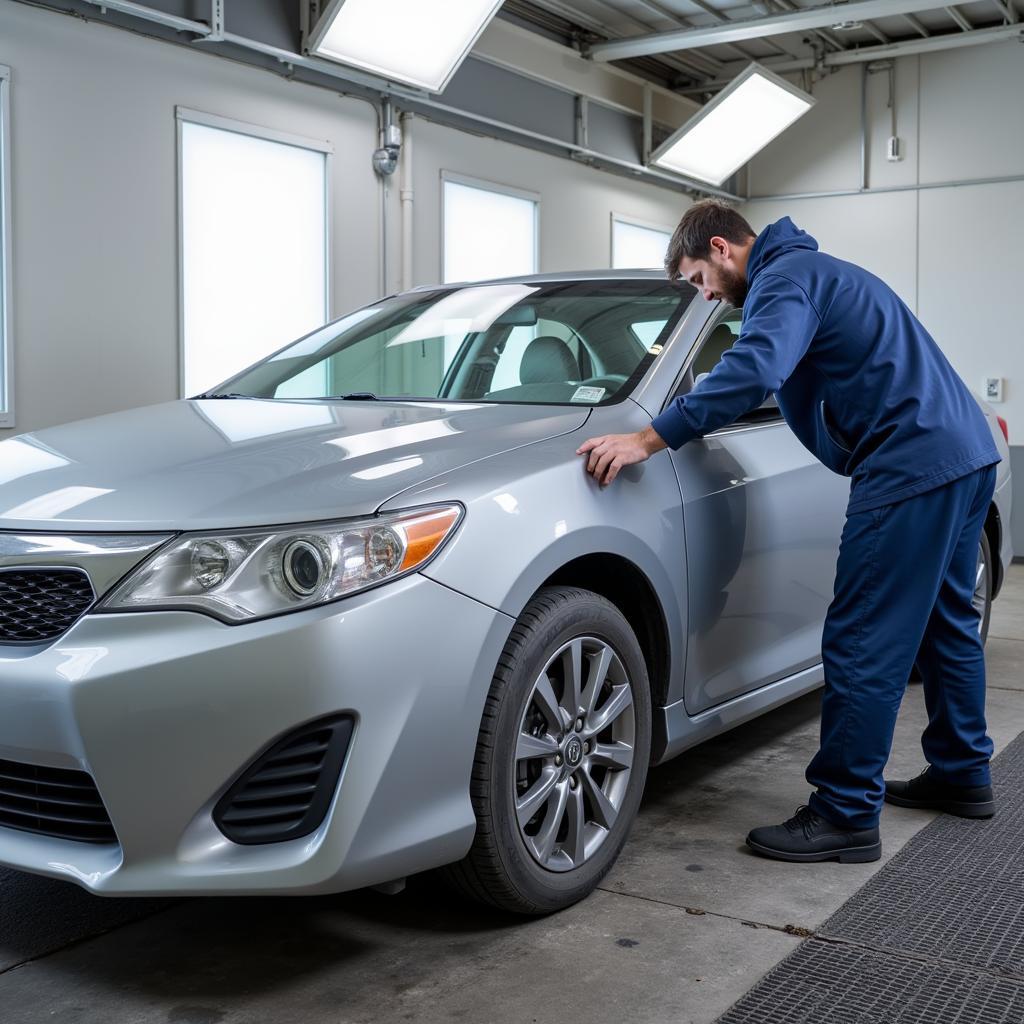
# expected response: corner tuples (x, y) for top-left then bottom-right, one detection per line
(740, 1), (806, 57)
(945, 6), (974, 30)
(903, 13), (932, 36)
(589, 1), (961, 61)
(627, 0), (729, 68)
(990, 0), (1018, 22)
(861, 22), (892, 44)
(691, 0), (802, 64)
(763, 0), (846, 51)
(673, 21), (1024, 89)
(523, 0), (721, 81)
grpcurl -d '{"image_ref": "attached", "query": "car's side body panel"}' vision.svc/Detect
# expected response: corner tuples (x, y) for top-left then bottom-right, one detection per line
(667, 421), (847, 715)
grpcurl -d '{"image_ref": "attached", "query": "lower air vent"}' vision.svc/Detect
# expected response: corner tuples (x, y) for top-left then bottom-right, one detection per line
(213, 714), (354, 845)
(0, 758), (117, 843)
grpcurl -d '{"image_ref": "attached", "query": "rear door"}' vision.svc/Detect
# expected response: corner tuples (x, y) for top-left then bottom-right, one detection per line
(664, 308), (849, 715)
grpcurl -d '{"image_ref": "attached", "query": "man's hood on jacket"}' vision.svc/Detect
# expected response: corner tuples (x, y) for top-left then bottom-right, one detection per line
(747, 217), (819, 281)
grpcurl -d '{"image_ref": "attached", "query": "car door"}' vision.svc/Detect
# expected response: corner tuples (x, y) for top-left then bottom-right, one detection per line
(664, 307), (850, 715)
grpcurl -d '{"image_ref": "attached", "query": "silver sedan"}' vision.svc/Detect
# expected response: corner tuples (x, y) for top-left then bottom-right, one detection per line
(0, 272), (1012, 913)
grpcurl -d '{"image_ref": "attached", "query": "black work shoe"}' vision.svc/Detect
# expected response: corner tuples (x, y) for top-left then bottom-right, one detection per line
(884, 766), (995, 819)
(746, 805), (881, 863)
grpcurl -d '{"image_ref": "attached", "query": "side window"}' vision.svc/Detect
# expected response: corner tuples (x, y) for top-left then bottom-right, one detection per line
(692, 310), (742, 382)
(686, 310), (781, 423)
(630, 320), (668, 350)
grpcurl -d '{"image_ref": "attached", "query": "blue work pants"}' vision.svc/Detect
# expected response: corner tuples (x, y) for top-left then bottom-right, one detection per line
(806, 464), (998, 829)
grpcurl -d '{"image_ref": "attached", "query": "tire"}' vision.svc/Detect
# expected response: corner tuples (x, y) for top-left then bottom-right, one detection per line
(443, 586), (652, 915)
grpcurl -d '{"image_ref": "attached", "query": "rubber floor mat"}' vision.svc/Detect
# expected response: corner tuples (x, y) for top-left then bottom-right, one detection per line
(717, 730), (1024, 1022)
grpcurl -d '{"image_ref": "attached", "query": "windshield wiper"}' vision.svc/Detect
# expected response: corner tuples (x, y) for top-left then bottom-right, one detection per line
(323, 392), (381, 401)
(192, 392), (254, 400)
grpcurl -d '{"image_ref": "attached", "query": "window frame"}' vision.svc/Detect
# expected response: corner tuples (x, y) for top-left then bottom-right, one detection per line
(440, 170), (540, 285)
(609, 212), (673, 271)
(0, 65), (13, 428)
(175, 106), (334, 399)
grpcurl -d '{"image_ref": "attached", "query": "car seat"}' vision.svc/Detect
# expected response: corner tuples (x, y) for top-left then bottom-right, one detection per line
(519, 336), (581, 384)
(692, 323), (737, 382)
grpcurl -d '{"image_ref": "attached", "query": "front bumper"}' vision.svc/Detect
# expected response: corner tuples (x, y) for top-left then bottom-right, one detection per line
(0, 573), (513, 895)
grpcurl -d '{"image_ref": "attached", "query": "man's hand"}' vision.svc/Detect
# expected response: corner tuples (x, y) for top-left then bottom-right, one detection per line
(576, 426), (667, 487)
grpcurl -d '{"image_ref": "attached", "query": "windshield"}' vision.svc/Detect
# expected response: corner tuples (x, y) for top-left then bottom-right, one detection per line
(212, 279), (696, 406)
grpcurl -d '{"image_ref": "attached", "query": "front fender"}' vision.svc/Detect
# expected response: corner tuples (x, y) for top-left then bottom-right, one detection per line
(378, 424), (689, 706)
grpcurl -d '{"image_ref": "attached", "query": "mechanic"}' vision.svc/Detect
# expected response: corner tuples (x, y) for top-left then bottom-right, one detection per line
(576, 200), (1001, 863)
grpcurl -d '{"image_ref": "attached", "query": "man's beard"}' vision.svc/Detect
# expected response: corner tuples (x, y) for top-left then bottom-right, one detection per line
(718, 267), (749, 307)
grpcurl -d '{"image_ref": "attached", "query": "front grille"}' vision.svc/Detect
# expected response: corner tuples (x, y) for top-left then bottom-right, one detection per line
(214, 714), (354, 845)
(0, 758), (117, 843)
(0, 568), (95, 643)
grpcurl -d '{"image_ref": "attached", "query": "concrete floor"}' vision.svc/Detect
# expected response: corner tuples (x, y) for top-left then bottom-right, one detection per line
(1, 566), (1022, 1024)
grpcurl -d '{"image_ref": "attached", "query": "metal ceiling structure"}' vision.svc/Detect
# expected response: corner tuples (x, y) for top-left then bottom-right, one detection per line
(509, 0), (1023, 95)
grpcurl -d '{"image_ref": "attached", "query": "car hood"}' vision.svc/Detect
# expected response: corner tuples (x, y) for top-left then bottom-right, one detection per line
(0, 399), (590, 531)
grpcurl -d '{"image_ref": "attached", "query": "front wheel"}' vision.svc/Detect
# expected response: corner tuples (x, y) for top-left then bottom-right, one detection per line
(444, 586), (651, 915)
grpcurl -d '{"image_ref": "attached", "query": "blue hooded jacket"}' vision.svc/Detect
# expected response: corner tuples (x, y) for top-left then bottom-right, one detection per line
(650, 216), (1000, 514)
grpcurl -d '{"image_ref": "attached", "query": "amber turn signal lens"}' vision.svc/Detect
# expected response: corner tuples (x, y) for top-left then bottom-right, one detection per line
(398, 506), (461, 572)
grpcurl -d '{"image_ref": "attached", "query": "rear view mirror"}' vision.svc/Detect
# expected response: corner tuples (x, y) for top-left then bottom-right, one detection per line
(493, 304), (538, 327)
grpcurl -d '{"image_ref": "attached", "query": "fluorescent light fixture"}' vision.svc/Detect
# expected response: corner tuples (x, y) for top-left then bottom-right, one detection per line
(307, 0), (504, 93)
(650, 63), (815, 186)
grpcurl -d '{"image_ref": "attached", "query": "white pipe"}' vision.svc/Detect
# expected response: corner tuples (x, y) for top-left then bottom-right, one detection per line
(744, 170), (1024, 202)
(399, 112), (415, 292)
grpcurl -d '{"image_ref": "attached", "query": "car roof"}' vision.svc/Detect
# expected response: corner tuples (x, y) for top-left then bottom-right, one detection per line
(405, 269), (672, 292)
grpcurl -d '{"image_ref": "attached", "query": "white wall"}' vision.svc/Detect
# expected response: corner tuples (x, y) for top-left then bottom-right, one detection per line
(1, 1), (379, 438)
(741, 42), (1024, 442)
(409, 117), (686, 286)
(0, 2), (692, 438)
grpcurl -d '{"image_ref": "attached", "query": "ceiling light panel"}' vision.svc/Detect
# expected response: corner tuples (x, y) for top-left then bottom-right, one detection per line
(308, 0), (503, 93)
(651, 64), (815, 186)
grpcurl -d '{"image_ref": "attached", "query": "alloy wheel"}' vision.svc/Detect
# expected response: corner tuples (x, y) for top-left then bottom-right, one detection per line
(513, 636), (635, 872)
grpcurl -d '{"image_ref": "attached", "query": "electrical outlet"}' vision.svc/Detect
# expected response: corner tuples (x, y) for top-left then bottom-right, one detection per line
(886, 136), (903, 162)
(984, 377), (1005, 403)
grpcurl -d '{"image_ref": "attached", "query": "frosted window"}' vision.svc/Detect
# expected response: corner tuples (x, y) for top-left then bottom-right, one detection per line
(443, 180), (537, 286)
(612, 219), (672, 270)
(180, 120), (328, 397)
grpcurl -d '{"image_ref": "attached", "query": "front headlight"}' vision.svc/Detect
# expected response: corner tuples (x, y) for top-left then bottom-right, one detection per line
(98, 503), (463, 623)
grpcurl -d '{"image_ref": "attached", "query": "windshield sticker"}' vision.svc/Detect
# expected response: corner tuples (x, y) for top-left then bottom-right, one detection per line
(571, 386), (606, 403)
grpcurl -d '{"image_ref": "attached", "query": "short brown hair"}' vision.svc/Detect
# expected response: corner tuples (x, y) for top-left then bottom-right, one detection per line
(664, 199), (756, 280)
